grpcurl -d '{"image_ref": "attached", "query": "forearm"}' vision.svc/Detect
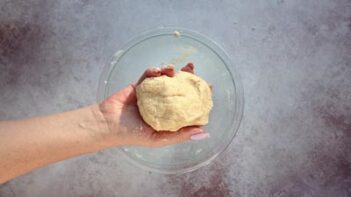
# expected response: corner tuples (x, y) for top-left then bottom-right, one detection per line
(0, 105), (113, 183)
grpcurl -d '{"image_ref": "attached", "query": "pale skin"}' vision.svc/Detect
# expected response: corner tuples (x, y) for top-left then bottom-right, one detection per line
(0, 64), (209, 183)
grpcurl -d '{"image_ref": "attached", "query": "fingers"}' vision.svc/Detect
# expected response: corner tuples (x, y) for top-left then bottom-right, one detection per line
(161, 64), (175, 77)
(180, 63), (211, 90)
(116, 64), (176, 106)
(151, 126), (210, 147)
(137, 65), (176, 85)
(108, 66), (163, 105)
(137, 63), (195, 86)
(181, 62), (195, 74)
(136, 67), (162, 85)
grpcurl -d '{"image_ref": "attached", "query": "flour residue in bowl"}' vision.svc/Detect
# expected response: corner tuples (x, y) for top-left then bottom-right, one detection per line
(173, 31), (181, 37)
(170, 46), (197, 65)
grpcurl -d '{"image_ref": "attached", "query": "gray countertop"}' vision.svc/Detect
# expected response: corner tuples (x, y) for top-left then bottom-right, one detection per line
(0, 0), (350, 196)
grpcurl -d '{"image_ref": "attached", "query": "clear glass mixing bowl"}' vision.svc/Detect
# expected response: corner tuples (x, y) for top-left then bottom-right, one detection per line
(97, 28), (244, 174)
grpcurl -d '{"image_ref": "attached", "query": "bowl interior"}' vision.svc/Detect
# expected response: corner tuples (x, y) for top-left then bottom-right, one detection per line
(98, 28), (243, 174)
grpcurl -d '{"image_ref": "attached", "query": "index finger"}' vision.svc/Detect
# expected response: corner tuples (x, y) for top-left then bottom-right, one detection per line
(136, 65), (176, 85)
(136, 67), (162, 85)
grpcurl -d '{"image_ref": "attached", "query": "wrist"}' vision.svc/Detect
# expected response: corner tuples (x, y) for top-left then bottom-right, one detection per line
(93, 103), (125, 147)
(88, 104), (118, 148)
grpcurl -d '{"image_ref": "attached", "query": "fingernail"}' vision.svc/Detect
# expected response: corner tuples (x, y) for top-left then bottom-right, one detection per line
(153, 67), (161, 72)
(152, 67), (161, 76)
(190, 133), (210, 141)
(161, 64), (174, 69)
(186, 62), (194, 68)
(167, 64), (174, 69)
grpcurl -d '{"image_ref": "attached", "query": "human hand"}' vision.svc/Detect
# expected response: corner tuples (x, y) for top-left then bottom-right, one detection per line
(99, 63), (209, 147)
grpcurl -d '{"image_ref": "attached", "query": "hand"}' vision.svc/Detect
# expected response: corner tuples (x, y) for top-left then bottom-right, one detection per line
(99, 63), (209, 147)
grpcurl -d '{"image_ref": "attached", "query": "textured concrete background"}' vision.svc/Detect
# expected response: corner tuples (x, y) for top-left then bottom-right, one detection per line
(0, 0), (350, 196)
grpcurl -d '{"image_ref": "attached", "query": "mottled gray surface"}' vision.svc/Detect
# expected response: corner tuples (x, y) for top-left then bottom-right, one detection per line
(1, 0), (351, 196)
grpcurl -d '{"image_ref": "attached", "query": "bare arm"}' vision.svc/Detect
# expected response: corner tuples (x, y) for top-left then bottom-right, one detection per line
(0, 105), (110, 183)
(0, 65), (209, 183)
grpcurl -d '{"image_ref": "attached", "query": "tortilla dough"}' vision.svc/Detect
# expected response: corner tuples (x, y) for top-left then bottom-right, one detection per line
(136, 71), (213, 131)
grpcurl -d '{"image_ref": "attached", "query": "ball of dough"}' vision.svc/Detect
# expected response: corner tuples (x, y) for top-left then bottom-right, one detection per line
(136, 71), (213, 131)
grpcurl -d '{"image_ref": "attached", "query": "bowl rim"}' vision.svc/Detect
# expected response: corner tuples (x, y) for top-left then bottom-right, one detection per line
(97, 27), (244, 174)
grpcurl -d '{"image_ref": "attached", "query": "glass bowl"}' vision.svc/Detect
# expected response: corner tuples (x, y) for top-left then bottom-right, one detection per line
(97, 27), (244, 174)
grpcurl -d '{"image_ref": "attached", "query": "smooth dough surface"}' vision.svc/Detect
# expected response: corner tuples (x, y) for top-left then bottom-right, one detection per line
(136, 71), (213, 131)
